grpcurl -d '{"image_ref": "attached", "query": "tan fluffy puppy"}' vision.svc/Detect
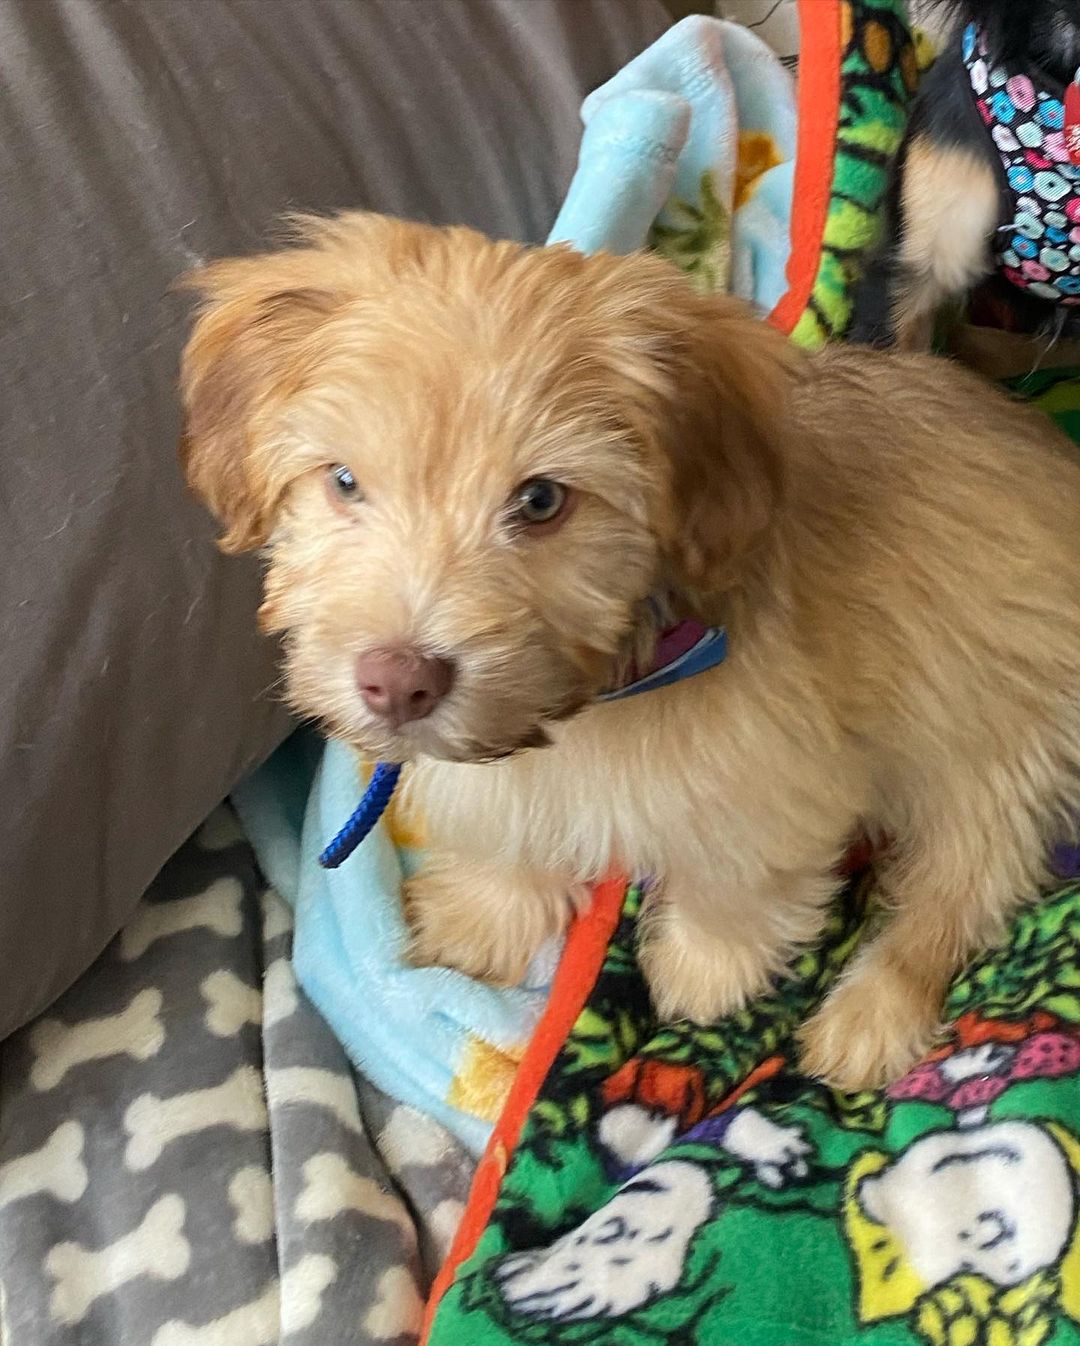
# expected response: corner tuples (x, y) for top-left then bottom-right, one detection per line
(180, 212), (1080, 1090)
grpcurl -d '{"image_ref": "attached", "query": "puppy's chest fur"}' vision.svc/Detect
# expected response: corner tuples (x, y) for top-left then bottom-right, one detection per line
(402, 661), (860, 885)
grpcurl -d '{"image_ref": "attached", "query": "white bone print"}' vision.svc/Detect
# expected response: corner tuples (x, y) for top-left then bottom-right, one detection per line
(260, 889), (293, 941)
(430, 1199), (466, 1259)
(364, 1267), (423, 1340)
(265, 1068), (363, 1134)
(378, 1104), (453, 1171)
(120, 879), (243, 961)
(296, 1153), (414, 1238)
(201, 970), (261, 1038)
(196, 809), (243, 852)
(46, 1195), (190, 1325)
(30, 989), (165, 1091)
(123, 1066), (268, 1171)
(0, 1122), (87, 1209)
(263, 957), (299, 1027)
(228, 1166), (274, 1245)
(151, 1255), (336, 1346)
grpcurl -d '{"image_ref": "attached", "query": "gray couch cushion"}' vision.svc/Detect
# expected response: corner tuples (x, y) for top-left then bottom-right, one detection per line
(0, 0), (668, 1036)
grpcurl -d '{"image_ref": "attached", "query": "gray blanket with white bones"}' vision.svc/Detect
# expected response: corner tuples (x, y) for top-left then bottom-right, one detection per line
(0, 807), (474, 1346)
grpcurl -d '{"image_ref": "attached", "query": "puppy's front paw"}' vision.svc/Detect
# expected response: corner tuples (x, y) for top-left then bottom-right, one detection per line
(403, 869), (529, 986)
(402, 857), (579, 987)
(637, 908), (773, 1025)
(797, 961), (942, 1092)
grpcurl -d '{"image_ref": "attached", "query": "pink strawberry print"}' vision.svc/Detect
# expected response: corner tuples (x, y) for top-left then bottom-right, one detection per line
(1011, 1031), (1080, 1080)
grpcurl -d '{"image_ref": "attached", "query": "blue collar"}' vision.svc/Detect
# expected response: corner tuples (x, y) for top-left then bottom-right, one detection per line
(596, 621), (728, 702)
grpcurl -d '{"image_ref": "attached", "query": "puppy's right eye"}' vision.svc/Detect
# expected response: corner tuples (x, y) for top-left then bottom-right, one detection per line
(326, 463), (362, 503)
(511, 478), (571, 530)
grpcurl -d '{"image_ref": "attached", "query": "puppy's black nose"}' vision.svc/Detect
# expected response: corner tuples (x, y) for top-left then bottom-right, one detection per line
(355, 647), (454, 728)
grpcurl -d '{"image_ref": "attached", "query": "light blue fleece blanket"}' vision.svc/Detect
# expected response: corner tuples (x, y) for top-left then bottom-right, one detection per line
(234, 15), (796, 1156)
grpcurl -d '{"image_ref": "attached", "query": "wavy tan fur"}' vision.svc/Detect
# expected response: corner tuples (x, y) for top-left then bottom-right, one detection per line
(180, 213), (1080, 1089)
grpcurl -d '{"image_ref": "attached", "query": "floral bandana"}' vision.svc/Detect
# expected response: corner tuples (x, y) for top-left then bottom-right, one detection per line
(963, 22), (1080, 305)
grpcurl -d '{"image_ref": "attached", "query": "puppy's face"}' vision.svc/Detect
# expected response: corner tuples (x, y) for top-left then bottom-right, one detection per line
(180, 215), (792, 762)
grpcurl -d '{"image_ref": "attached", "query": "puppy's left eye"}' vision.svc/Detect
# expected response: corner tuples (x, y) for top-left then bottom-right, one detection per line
(512, 478), (570, 528)
(325, 463), (364, 508)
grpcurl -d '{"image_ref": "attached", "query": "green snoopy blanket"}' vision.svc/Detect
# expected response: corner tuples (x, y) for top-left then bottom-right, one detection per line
(428, 876), (1080, 1346)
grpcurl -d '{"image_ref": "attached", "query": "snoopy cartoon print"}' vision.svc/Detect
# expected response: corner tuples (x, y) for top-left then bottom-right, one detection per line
(495, 1160), (713, 1321)
(861, 1123), (1071, 1286)
(597, 1098), (813, 1188)
(844, 1119), (1080, 1343)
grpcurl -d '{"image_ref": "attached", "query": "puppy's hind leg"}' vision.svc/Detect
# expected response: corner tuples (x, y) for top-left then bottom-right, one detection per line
(891, 137), (1000, 351)
(798, 782), (1046, 1092)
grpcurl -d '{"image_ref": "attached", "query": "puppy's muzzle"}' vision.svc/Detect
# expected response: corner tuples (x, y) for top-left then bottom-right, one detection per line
(354, 646), (455, 729)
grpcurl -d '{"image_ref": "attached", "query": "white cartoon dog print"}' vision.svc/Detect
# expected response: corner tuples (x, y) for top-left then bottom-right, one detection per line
(718, 1106), (813, 1189)
(857, 1121), (1074, 1288)
(597, 1102), (812, 1188)
(495, 1161), (713, 1321)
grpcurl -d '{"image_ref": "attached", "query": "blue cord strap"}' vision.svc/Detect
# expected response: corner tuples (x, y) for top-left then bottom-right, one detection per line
(318, 761), (403, 869)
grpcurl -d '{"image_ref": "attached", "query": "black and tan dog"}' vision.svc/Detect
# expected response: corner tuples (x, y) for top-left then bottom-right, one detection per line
(855, 0), (1080, 348)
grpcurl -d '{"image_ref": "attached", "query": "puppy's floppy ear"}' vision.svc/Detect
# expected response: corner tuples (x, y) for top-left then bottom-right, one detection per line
(178, 211), (460, 551)
(656, 291), (798, 594)
(178, 261), (340, 552)
(605, 261), (802, 596)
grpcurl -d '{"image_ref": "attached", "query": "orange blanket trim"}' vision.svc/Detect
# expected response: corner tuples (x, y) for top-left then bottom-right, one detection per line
(421, 7), (842, 1334)
(770, 0), (843, 338)
(420, 876), (627, 1340)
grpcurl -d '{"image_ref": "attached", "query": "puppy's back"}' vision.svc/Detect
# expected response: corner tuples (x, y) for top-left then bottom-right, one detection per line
(781, 348), (1080, 769)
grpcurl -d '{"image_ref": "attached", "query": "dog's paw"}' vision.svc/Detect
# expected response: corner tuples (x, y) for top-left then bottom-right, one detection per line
(797, 963), (942, 1092)
(637, 910), (771, 1025)
(402, 859), (579, 987)
(402, 869), (530, 986)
